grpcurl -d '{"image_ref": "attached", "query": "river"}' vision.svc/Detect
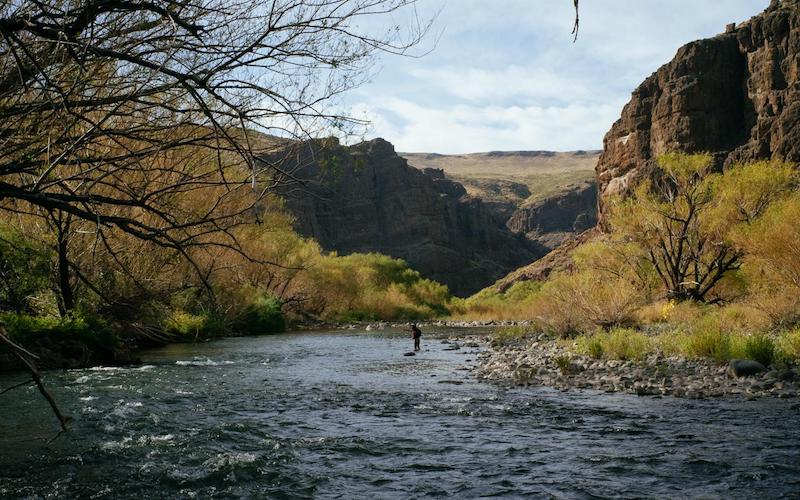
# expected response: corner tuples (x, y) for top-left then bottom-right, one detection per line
(1, 329), (799, 498)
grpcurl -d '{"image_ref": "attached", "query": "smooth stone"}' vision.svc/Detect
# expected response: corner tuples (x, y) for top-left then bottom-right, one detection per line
(728, 359), (767, 378)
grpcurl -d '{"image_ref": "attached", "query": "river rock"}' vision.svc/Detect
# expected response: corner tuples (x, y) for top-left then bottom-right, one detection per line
(728, 359), (767, 378)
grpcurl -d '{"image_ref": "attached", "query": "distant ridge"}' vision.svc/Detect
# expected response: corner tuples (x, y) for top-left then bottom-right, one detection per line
(402, 149), (600, 253)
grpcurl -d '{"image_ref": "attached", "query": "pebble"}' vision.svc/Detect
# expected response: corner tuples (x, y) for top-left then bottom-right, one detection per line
(472, 333), (800, 400)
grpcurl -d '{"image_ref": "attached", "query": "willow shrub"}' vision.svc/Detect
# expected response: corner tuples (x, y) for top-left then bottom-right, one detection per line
(776, 328), (800, 364)
(528, 269), (645, 337)
(236, 293), (285, 334)
(0, 223), (52, 314)
(452, 281), (543, 321)
(308, 252), (451, 321)
(1, 311), (116, 349)
(733, 192), (800, 328)
(573, 328), (653, 361)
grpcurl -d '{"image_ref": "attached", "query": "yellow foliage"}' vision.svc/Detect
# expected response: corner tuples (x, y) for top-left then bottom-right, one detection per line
(732, 191), (800, 327)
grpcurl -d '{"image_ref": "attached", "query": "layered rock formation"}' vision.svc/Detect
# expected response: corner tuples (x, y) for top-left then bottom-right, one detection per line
(273, 138), (546, 296)
(506, 182), (597, 250)
(597, 0), (800, 222)
(489, 1), (800, 293)
(402, 150), (600, 249)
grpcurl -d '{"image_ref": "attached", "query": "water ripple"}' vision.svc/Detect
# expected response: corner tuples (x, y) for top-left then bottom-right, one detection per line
(1, 330), (799, 498)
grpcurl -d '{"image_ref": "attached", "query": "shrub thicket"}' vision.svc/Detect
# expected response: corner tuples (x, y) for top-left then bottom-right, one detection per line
(471, 154), (800, 365)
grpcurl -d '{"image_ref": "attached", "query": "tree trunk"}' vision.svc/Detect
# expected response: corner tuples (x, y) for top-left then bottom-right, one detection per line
(54, 213), (74, 316)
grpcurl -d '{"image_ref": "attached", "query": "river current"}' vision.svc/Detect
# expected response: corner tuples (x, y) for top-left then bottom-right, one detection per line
(1, 328), (799, 498)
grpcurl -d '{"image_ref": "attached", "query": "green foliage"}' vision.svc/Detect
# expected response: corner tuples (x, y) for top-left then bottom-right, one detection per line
(309, 252), (451, 321)
(0, 224), (51, 313)
(554, 355), (572, 373)
(164, 309), (229, 339)
(237, 293), (285, 334)
(607, 153), (797, 302)
(453, 281), (546, 321)
(574, 328), (652, 361)
(585, 337), (604, 359)
(165, 311), (207, 337)
(491, 325), (533, 346)
(677, 326), (732, 363)
(778, 328), (800, 363)
(501, 281), (543, 302)
(741, 334), (776, 367)
(1, 311), (116, 348)
(733, 191), (800, 327)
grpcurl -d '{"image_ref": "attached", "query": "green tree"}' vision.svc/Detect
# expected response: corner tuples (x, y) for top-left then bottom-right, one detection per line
(607, 153), (796, 302)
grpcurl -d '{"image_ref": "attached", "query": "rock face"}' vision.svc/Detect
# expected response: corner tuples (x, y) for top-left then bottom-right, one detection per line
(275, 138), (546, 297)
(596, 0), (800, 223)
(401, 150), (600, 250)
(506, 182), (598, 250)
(490, 228), (600, 293)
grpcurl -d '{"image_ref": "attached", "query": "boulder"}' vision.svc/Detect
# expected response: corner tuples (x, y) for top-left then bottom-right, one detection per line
(728, 359), (767, 378)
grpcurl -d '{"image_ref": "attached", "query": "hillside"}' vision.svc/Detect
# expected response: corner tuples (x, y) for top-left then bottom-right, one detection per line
(272, 138), (547, 297)
(401, 150), (599, 206)
(402, 150), (600, 250)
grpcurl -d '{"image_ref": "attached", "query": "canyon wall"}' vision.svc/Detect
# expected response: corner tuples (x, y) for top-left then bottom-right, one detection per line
(274, 138), (547, 296)
(597, 0), (800, 222)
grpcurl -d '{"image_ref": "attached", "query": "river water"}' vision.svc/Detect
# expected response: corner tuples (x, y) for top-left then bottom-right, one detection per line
(1, 329), (799, 498)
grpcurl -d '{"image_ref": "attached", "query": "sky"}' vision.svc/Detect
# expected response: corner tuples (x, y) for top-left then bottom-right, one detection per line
(343, 0), (768, 154)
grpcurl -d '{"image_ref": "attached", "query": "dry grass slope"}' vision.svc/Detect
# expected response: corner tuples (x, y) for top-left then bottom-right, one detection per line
(401, 150), (600, 205)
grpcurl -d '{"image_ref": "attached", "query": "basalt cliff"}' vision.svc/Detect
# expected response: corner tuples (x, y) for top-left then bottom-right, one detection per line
(493, 0), (800, 291)
(402, 150), (599, 250)
(597, 0), (800, 222)
(273, 138), (547, 297)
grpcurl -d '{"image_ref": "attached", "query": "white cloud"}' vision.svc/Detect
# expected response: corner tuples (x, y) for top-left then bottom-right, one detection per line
(339, 0), (769, 153)
(352, 97), (626, 153)
(409, 65), (595, 104)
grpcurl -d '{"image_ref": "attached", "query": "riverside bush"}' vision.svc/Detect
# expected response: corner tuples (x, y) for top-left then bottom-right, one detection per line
(777, 328), (800, 363)
(0, 224), (51, 313)
(533, 271), (643, 336)
(676, 325), (732, 363)
(1, 311), (116, 348)
(452, 281), (543, 321)
(307, 252), (451, 321)
(741, 334), (777, 367)
(165, 310), (228, 340)
(237, 294), (285, 334)
(575, 328), (652, 361)
(491, 325), (534, 346)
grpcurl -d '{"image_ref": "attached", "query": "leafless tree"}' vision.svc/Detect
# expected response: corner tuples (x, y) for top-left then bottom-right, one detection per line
(0, 0), (429, 430)
(0, 0), (429, 303)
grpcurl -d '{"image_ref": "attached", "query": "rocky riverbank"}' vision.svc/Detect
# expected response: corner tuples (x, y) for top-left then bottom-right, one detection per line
(473, 333), (800, 400)
(331, 319), (528, 331)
